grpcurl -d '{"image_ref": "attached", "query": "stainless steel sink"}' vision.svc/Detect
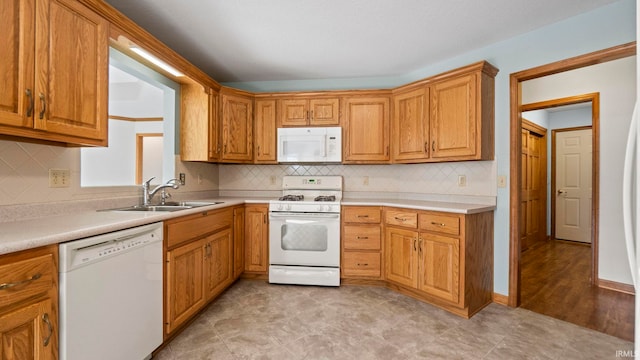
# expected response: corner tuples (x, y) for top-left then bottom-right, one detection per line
(100, 201), (224, 212)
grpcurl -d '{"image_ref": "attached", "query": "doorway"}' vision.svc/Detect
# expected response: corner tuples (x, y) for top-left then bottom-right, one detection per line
(509, 44), (634, 307)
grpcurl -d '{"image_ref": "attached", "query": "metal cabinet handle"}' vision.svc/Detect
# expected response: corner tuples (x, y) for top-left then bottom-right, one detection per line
(356, 236), (369, 240)
(306, 110), (310, 121)
(394, 217), (406, 222)
(310, 110), (314, 120)
(25, 89), (34, 117)
(424, 142), (429, 153)
(386, 145), (389, 156)
(42, 313), (53, 346)
(419, 238), (423, 254)
(257, 145), (261, 156)
(0, 273), (42, 290)
(432, 140), (435, 152)
(357, 263), (369, 266)
(357, 215), (369, 218)
(38, 93), (46, 119)
(431, 221), (446, 227)
(413, 238), (417, 251)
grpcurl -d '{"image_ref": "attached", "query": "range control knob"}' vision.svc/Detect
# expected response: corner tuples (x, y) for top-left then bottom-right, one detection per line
(277, 204), (284, 211)
(285, 204), (292, 211)
(317, 205), (325, 212)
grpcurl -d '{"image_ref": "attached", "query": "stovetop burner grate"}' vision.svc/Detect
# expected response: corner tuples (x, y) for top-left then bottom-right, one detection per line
(278, 194), (305, 201)
(314, 195), (337, 202)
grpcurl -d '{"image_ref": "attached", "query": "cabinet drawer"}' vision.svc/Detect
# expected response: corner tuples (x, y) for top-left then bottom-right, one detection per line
(343, 252), (381, 278)
(343, 225), (381, 250)
(342, 207), (381, 223)
(167, 208), (233, 249)
(420, 213), (460, 236)
(0, 253), (55, 309)
(384, 209), (418, 228)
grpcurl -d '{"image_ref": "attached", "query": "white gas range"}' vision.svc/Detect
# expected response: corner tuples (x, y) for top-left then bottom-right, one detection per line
(268, 176), (342, 286)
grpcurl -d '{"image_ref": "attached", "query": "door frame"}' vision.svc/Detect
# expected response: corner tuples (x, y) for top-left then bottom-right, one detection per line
(135, 132), (163, 184)
(551, 125), (593, 243)
(508, 42), (635, 307)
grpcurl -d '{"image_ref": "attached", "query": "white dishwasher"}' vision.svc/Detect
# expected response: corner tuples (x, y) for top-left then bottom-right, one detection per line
(59, 222), (163, 360)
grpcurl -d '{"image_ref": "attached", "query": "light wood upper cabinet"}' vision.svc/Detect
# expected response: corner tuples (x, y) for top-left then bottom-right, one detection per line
(180, 84), (220, 162)
(279, 97), (340, 126)
(0, 0), (108, 146)
(221, 92), (253, 163)
(254, 99), (277, 164)
(429, 62), (496, 161)
(343, 96), (390, 164)
(392, 87), (430, 162)
(244, 204), (269, 274)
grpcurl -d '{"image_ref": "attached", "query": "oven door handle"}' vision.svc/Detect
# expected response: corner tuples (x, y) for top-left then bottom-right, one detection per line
(269, 212), (340, 220)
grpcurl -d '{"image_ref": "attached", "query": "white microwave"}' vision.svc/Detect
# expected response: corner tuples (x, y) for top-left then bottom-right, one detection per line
(277, 127), (342, 163)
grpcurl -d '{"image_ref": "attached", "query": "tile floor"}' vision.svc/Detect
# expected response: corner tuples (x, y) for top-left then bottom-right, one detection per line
(154, 280), (633, 359)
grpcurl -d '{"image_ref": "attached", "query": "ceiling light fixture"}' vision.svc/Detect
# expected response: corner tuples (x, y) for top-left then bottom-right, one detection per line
(130, 47), (184, 77)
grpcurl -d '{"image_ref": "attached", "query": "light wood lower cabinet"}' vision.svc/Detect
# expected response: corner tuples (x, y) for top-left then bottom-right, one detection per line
(244, 204), (269, 275)
(164, 208), (234, 336)
(341, 206), (383, 280)
(384, 207), (493, 318)
(233, 206), (245, 279)
(0, 245), (58, 360)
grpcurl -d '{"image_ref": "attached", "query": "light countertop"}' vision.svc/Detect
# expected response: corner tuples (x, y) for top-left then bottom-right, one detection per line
(0, 196), (494, 256)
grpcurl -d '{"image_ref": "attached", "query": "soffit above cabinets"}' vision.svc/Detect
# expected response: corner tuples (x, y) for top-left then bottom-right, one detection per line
(103, 0), (618, 83)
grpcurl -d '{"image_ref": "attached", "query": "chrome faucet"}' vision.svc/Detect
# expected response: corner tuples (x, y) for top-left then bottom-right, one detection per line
(142, 177), (180, 205)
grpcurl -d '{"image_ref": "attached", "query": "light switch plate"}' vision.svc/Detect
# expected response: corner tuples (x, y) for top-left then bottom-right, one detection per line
(457, 175), (466, 187)
(497, 175), (507, 188)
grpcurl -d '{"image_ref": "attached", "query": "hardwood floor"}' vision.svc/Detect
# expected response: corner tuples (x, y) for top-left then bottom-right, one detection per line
(521, 239), (635, 341)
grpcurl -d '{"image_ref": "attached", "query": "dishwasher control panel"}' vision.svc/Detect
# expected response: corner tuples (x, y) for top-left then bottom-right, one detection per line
(59, 222), (163, 271)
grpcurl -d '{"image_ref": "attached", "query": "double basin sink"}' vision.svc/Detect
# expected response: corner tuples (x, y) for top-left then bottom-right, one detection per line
(103, 201), (224, 212)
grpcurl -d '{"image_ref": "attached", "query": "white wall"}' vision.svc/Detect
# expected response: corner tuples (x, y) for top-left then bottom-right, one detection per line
(522, 57), (635, 284)
(223, 0), (636, 294)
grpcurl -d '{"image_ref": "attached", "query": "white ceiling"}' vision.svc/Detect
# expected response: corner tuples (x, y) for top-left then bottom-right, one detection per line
(103, 0), (618, 83)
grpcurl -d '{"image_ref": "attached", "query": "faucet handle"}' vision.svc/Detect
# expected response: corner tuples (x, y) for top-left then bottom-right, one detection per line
(167, 178), (180, 189)
(143, 177), (156, 188)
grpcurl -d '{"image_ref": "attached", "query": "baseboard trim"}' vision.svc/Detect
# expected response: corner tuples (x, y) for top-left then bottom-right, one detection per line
(492, 292), (509, 305)
(598, 279), (635, 295)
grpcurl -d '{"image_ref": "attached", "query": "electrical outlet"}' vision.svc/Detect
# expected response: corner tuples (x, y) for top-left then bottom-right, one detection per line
(197, 174), (203, 185)
(457, 175), (466, 187)
(49, 169), (70, 188)
(497, 175), (507, 188)
(363, 176), (369, 186)
(179, 173), (186, 185)
(270, 176), (276, 185)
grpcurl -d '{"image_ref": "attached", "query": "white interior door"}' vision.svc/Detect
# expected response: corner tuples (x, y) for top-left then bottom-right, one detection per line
(555, 129), (592, 243)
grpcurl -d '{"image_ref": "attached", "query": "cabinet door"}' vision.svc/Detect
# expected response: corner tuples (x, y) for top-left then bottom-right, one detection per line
(36, 0), (108, 144)
(419, 233), (460, 304)
(221, 94), (253, 162)
(0, 299), (54, 360)
(165, 239), (205, 334)
(430, 74), (478, 159)
(233, 207), (245, 279)
(343, 96), (390, 163)
(180, 84), (214, 161)
(204, 229), (233, 300)
(279, 99), (308, 126)
(385, 227), (418, 288)
(309, 98), (340, 125)
(392, 87), (430, 162)
(254, 99), (277, 163)
(244, 205), (269, 273)
(0, 0), (35, 129)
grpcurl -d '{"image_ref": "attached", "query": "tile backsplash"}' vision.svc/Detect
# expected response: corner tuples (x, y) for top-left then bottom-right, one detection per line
(219, 161), (496, 197)
(0, 140), (219, 207)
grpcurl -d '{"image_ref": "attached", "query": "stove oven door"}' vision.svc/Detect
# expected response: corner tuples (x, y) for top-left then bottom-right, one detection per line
(269, 212), (340, 267)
